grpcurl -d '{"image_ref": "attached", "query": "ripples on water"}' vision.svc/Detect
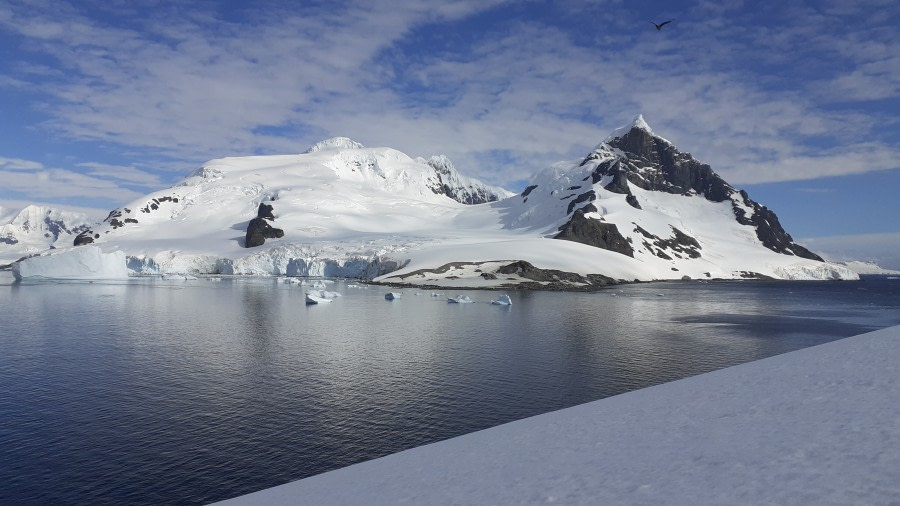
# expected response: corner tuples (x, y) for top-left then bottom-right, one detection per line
(1, 272), (898, 504)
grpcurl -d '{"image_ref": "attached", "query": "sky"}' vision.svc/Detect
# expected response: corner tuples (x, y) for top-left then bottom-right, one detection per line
(1, 0), (899, 267)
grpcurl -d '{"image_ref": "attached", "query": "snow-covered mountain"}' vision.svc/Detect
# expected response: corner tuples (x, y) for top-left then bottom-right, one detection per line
(0, 205), (93, 265)
(836, 261), (900, 275)
(13, 123), (856, 285)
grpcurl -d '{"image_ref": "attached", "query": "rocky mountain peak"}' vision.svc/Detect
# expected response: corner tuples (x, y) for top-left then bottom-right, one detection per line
(514, 116), (825, 263)
(419, 154), (514, 205)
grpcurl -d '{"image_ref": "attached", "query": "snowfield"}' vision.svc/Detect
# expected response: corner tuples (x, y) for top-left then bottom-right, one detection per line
(216, 324), (900, 505)
(8, 122), (858, 284)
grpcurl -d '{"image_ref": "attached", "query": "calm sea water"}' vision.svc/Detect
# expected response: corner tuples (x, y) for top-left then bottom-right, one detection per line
(1, 272), (899, 505)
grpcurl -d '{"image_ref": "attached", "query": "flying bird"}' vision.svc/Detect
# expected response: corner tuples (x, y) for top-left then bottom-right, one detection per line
(651, 20), (673, 30)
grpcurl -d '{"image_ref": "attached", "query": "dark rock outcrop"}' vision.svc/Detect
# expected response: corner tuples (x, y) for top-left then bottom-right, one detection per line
(731, 190), (822, 261)
(626, 194), (642, 209)
(566, 190), (596, 215)
(496, 260), (618, 288)
(245, 202), (284, 247)
(245, 218), (284, 248)
(633, 225), (701, 260)
(257, 203), (275, 220)
(554, 210), (634, 257)
(140, 196), (178, 214)
(74, 230), (97, 246)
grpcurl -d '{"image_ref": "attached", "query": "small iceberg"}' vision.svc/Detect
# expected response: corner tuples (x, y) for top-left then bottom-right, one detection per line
(13, 246), (128, 281)
(447, 295), (474, 304)
(305, 293), (331, 305)
(490, 294), (512, 306)
(306, 289), (341, 305)
(385, 292), (402, 300)
(430, 292), (444, 297)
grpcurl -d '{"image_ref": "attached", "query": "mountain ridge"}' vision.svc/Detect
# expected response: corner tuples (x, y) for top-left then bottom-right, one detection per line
(0, 205), (92, 265)
(10, 122), (857, 286)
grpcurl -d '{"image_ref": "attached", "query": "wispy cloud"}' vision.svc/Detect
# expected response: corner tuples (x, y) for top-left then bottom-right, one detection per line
(77, 162), (162, 186)
(0, 155), (144, 203)
(0, 156), (43, 171)
(0, 0), (898, 196)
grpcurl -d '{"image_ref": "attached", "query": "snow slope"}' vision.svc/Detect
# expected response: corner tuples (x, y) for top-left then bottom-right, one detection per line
(0, 205), (92, 265)
(25, 123), (854, 285)
(216, 324), (900, 505)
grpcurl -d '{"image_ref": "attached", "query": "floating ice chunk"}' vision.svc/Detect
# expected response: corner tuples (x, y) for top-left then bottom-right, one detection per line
(12, 246), (128, 280)
(385, 292), (402, 300)
(306, 289), (341, 304)
(430, 293), (444, 297)
(447, 295), (474, 303)
(491, 294), (512, 306)
(305, 293), (330, 305)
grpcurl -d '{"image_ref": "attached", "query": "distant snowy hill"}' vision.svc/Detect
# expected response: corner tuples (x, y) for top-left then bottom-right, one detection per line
(836, 261), (900, 275)
(0, 205), (92, 265)
(13, 125), (855, 285)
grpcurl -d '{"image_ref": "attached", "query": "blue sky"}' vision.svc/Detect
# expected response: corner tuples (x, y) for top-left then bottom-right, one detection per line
(1, 0), (899, 267)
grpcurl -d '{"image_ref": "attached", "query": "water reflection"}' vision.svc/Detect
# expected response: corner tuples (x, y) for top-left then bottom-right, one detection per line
(1, 276), (898, 505)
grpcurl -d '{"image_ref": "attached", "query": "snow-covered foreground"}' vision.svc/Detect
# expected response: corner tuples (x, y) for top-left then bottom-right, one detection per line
(217, 325), (900, 505)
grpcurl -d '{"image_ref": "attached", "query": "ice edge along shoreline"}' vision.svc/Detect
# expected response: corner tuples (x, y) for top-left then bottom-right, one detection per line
(216, 324), (900, 505)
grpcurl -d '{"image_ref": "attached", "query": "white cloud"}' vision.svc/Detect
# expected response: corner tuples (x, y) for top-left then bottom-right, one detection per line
(0, 153), (144, 206)
(76, 162), (162, 186)
(719, 145), (900, 185)
(0, 0), (898, 190)
(0, 156), (44, 170)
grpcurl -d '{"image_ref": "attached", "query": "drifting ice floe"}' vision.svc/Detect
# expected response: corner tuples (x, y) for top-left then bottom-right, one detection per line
(305, 293), (330, 305)
(385, 292), (402, 300)
(305, 289), (341, 305)
(491, 294), (512, 306)
(447, 295), (474, 304)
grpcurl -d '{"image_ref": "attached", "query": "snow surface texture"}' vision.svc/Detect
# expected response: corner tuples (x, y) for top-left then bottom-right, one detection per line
(217, 325), (900, 505)
(39, 121), (854, 285)
(12, 245), (127, 280)
(0, 205), (92, 265)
